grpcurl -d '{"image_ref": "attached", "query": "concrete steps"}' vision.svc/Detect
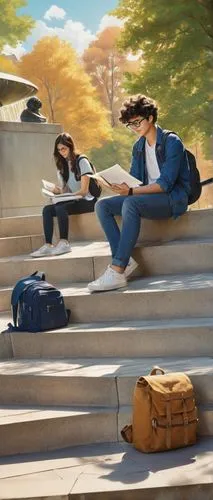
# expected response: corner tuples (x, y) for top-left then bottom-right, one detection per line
(0, 209), (213, 496)
(1, 237), (213, 280)
(0, 405), (117, 456)
(59, 273), (213, 322)
(0, 357), (213, 407)
(0, 234), (43, 258)
(2, 272), (213, 320)
(0, 404), (211, 458)
(0, 438), (213, 500)
(0, 358), (212, 456)
(1, 315), (213, 359)
(0, 216), (43, 238)
(1, 208), (213, 242)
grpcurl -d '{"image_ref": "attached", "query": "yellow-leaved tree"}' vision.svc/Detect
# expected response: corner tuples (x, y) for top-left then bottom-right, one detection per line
(18, 36), (111, 150)
(83, 27), (139, 127)
(0, 55), (18, 74)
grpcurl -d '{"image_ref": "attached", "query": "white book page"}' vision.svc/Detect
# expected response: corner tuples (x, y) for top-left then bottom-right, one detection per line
(42, 188), (82, 202)
(88, 164), (141, 188)
(42, 179), (55, 191)
(42, 188), (54, 197)
(52, 194), (82, 204)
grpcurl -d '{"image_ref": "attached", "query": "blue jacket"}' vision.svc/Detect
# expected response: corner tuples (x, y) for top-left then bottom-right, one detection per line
(130, 125), (190, 218)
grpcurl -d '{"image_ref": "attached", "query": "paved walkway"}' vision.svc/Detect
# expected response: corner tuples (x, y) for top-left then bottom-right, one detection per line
(0, 437), (213, 499)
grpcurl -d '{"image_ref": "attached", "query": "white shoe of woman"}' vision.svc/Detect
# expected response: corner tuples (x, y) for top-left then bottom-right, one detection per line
(52, 240), (71, 255)
(30, 244), (54, 258)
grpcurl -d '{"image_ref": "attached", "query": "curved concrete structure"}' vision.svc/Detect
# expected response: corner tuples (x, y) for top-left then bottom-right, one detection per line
(0, 72), (38, 106)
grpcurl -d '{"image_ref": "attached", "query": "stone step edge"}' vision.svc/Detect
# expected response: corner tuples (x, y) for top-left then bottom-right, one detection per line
(1, 315), (213, 334)
(2, 316), (213, 361)
(0, 356), (213, 378)
(0, 403), (212, 426)
(0, 234), (43, 243)
(2, 236), (213, 262)
(0, 406), (116, 426)
(1, 272), (213, 295)
(0, 233), (213, 249)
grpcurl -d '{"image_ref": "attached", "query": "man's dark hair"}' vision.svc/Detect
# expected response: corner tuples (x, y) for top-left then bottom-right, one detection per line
(119, 94), (158, 124)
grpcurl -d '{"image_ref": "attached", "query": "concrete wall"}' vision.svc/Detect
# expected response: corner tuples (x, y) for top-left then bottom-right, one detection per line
(0, 121), (62, 216)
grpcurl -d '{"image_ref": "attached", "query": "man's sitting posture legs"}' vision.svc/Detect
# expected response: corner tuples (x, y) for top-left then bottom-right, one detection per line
(88, 95), (190, 292)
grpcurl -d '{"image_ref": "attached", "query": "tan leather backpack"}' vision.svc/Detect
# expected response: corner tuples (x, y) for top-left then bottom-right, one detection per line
(121, 366), (198, 453)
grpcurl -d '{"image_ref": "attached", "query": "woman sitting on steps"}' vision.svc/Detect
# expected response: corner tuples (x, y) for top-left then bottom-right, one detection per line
(31, 132), (96, 258)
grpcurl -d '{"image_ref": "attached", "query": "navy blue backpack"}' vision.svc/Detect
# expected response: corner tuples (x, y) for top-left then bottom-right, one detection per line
(7, 271), (70, 332)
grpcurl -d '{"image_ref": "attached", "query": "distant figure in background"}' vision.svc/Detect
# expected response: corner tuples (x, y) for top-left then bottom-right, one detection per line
(20, 96), (47, 123)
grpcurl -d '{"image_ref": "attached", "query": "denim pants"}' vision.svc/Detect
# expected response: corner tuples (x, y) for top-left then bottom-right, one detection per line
(95, 194), (173, 268)
(43, 198), (96, 244)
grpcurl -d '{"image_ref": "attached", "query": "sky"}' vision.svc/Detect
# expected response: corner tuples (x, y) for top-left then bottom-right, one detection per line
(4, 0), (122, 59)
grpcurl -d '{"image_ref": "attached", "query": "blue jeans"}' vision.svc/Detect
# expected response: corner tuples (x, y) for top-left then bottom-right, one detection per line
(95, 194), (173, 268)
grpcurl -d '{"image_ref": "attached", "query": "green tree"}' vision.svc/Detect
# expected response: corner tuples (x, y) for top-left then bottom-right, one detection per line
(0, 0), (34, 52)
(88, 126), (135, 172)
(113, 0), (213, 155)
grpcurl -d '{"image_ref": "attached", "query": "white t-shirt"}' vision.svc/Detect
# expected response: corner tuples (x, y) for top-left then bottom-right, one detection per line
(145, 140), (160, 184)
(57, 157), (94, 201)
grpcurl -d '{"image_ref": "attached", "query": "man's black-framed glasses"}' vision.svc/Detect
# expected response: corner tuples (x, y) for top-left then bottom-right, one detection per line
(126, 117), (146, 129)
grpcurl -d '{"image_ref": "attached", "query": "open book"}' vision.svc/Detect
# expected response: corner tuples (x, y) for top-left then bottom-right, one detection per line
(87, 164), (141, 188)
(41, 179), (82, 204)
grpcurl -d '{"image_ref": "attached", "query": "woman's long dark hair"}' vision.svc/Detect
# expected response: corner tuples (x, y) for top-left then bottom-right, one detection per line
(54, 133), (79, 185)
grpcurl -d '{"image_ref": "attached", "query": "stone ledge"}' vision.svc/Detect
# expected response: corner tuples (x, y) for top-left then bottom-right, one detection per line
(1, 208), (213, 243)
(0, 121), (62, 134)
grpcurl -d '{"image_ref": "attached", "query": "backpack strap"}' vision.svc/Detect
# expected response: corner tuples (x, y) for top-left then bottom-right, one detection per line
(76, 155), (95, 174)
(76, 155), (101, 198)
(156, 130), (176, 163)
(120, 424), (133, 443)
(11, 271), (45, 327)
(11, 281), (34, 328)
(31, 271), (45, 279)
(200, 177), (213, 186)
(150, 366), (165, 376)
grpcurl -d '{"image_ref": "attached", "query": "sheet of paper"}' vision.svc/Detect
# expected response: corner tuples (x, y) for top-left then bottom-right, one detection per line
(42, 179), (55, 191)
(51, 194), (82, 203)
(41, 188), (82, 202)
(42, 188), (54, 197)
(88, 164), (141, 188)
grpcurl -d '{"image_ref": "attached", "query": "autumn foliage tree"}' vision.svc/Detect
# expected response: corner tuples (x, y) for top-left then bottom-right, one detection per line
(0, 55), (18, 74)
(18, 36), (111, 151)
(83, 27), (138, 127)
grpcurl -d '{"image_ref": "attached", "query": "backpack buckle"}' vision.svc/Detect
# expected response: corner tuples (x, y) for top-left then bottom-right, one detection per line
(152, 418), (157, 429)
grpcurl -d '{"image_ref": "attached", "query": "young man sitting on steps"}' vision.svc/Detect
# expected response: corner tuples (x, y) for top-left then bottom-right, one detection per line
(88, 94), (190, 292)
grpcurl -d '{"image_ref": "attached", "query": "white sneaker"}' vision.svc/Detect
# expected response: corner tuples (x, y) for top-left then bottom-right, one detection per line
(52, 240), (71, 256)
(88, 265), (127, 292)
(125, 257), (138, 279)
(30, 244), (54, 258)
